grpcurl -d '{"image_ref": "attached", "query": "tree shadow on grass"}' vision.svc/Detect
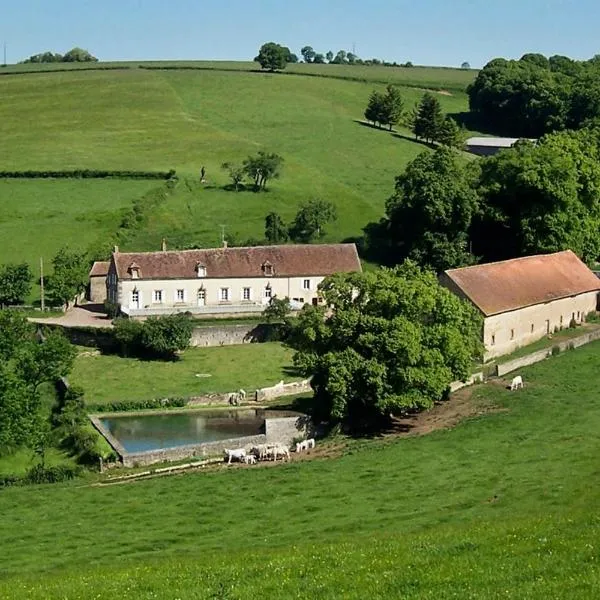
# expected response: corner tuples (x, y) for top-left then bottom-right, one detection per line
(390, 131), (434, 150)
(353, 119), (395, 133)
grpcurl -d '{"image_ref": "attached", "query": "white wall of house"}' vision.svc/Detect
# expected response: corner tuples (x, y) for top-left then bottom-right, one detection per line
(483, 291), (598, 360)
(117, 275), (325, 311)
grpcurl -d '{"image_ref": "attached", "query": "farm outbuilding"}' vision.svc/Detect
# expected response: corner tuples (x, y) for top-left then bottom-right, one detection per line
(88, 261), (110, 304)
(465, 137), (535, 156)
(440, 251), (600, 360)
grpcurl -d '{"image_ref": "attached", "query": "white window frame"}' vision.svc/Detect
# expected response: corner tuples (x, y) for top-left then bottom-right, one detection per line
(303, 279), (311, 290)
(131, 289), (140, 307)
(153, 290), (163, 304)
(219, 287), (230, 302)
(175, 289), (185, 303)
(242, 287), (251, 301)
(264, 286), (272, 299)
(197, 265), (206, 278)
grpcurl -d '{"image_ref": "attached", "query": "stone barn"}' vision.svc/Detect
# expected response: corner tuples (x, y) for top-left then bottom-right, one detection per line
(440, 250), (600, 360)
(88, 261), (109, 304)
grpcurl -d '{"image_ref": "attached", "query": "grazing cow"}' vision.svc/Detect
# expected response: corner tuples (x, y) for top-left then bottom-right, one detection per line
(305, 438), (315, 449)
(223, 448), (246, 464)
(228, 393), (240, 406)
(273, 446), (290, 462)
(243, 454), (256, 465)
(510, 375), (523, 391)
(238, 389), (246, 401)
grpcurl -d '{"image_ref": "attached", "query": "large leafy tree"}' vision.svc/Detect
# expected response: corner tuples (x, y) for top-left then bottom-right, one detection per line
(140, 314), (194, 359)
(289, 199), (337, 242)
(0, 262), (33, 306)
(364, 90), (386, 128)
(290, 264), (483, 426)
(473, 129), (600, 263)
(255, 42), (289, 71)
(46, 247), (90, 307)
(381, 84), (404, 131)
(300, 46), (316, 63)
(366, 147), (479, 271)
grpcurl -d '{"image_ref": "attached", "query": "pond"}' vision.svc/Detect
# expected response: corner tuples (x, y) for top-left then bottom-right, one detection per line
(99, 408), (298, 453)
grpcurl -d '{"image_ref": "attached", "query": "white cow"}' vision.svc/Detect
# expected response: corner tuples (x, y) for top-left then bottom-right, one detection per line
(238, 389), (246, 401)
(305, 438), (315, 449)
(510, 375), (523, 391)
(295, 440), (308, 453)
(223, 448), (246, 464)
(273, 446), (290, 462)
(243, 454), (256, 465)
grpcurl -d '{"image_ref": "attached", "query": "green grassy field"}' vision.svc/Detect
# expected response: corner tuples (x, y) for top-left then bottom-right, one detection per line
(71, 342), (296, 405)
(0, 179), (155, 273)
(1, 341), (600, 597)
(0, 65), (470, 277)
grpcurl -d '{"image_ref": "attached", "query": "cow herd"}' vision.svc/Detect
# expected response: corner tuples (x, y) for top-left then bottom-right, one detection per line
(223, 438), (315, 465)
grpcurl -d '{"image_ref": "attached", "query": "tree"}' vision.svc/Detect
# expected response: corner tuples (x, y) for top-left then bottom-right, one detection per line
(313, 53), (325, 64)
(0, 263), (33, 306)
(472, 129), (600, 263)
(331, 50), (347, 64)
(289, 199), (338, 242)
(16, 329), (77, 393)
(262, 296), (292, 322)
(326, 51), (334, 63)
(461, 61), (471, 69)
(381, 84), (404, 130)
(437, 117), (463, 148)
(112, 317), (145, 357)
(46, 247), (89, 307)
(346, 52), (358, 64)
(265, 212), (289, 244)
(300, 46), (316, 63)
(367, 147), (479, 271)
(413, 92), (444, 143)
(255, 42), (289, 71)
(139, 314), (194, 359)
(0, 310), (32, 361)
(290, 264), (483, 426)
(364, 90), (386, 128)
(243, 151), (284, 191)
(62, 47), (98, 62)
(221, 162), (245, 191)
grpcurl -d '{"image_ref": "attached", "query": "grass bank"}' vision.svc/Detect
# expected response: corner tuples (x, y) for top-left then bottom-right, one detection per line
(1, 340), (600, 597)
(71, 342), (297, 405)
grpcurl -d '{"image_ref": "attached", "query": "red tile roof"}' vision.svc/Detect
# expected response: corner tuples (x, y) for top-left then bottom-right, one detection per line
(444, 250), (600, 316)
(89, 261), (110, 277)
(113, 244), (361, 280)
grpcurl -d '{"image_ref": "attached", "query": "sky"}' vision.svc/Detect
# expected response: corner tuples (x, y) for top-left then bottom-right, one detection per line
(2, 0), (599, 68)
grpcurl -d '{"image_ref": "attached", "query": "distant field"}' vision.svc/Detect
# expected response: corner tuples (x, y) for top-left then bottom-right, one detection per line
(71, 342), (296, 405)
(0, 59), (477, 92)
(0, 67), (469, 263)
(0, 179), (155, 283)
(1, 341), (600, 597)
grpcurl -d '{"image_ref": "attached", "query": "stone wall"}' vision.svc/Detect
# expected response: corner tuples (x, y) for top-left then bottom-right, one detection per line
(449, 372), (484, 393)
(190, 323), (273, 347)
(265, 415), (312, 443)
(496, 327), (600, 376)
(255, 378), (312, 401)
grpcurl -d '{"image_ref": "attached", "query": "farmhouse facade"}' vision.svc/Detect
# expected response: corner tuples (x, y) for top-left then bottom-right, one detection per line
(440, 250), (600, 360)
(104, 243), (361, 318)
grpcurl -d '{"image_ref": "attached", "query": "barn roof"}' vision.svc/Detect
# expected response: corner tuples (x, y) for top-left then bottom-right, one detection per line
(443, 250), (600, 316)
(465, 136), (522, 148)
(112, 243), (361, 280)
(89, 261), (110, 277)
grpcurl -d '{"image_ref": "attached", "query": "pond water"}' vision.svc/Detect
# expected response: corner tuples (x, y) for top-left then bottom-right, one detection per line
(99, 409), (297, 454)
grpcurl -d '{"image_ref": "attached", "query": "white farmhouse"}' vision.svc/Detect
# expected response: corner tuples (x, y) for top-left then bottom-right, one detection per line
(105, 242), (361, 318)
(440, 250), (600, 360)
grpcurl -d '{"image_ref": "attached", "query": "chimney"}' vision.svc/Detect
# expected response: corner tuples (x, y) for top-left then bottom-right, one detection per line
(113, 245), (119, 253)
(223, 240), (228, 249)
(161, 238), (167, 252)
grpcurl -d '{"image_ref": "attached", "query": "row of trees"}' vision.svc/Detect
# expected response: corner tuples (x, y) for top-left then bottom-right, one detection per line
(265, 199), (337, 244)
(256, 42), (413, 71)
(364, 88), (463, 147)
(365, 126), (600, 272)
(21, 47), (98, 64)
(221, 151), (284, 191)
(468, 53), (600, 137)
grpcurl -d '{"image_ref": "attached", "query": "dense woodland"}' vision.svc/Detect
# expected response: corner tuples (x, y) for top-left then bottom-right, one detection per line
(468, 53), (600, 136)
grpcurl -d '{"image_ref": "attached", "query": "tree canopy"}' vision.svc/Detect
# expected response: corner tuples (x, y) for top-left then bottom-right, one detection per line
(22, 47), (98, 63)
(364, 85), (404, 130)
(289, 199), (337, 242)
(290, 264), (483, 427)
(467, 53), (600, 137)
(255, 42), (292, 71)
(46, 247), (90, 307)
(243, 151), (284, 191)
(0, 263), (33, 307)
(367, 147), (479, 271)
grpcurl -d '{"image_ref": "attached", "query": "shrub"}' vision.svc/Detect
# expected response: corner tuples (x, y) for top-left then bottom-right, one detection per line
(112, 317), (144, 356)
(24, 464), (82, 484)
(0, 169), (175, 180)
(87, 396), (187, 413)
(103, 300), (120, 319)
(551, 345), (561, 356)
(139, 314), (194, 359)
(569, 317), (578, 329)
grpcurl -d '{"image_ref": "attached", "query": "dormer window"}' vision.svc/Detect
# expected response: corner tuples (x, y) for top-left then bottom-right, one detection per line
(127, 262), (141, 279)
(196, 262), (206, 278)
(262, 261), (274, 276)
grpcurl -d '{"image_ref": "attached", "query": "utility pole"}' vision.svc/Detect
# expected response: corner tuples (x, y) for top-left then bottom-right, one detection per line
(219, 224), (226, 246)
(40, 257), (45, 311)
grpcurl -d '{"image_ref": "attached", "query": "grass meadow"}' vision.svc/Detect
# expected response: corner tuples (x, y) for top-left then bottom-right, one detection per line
(71, 342), (296, 405)
(1, 341), (600, 597)
(0, 66), (470, 279)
